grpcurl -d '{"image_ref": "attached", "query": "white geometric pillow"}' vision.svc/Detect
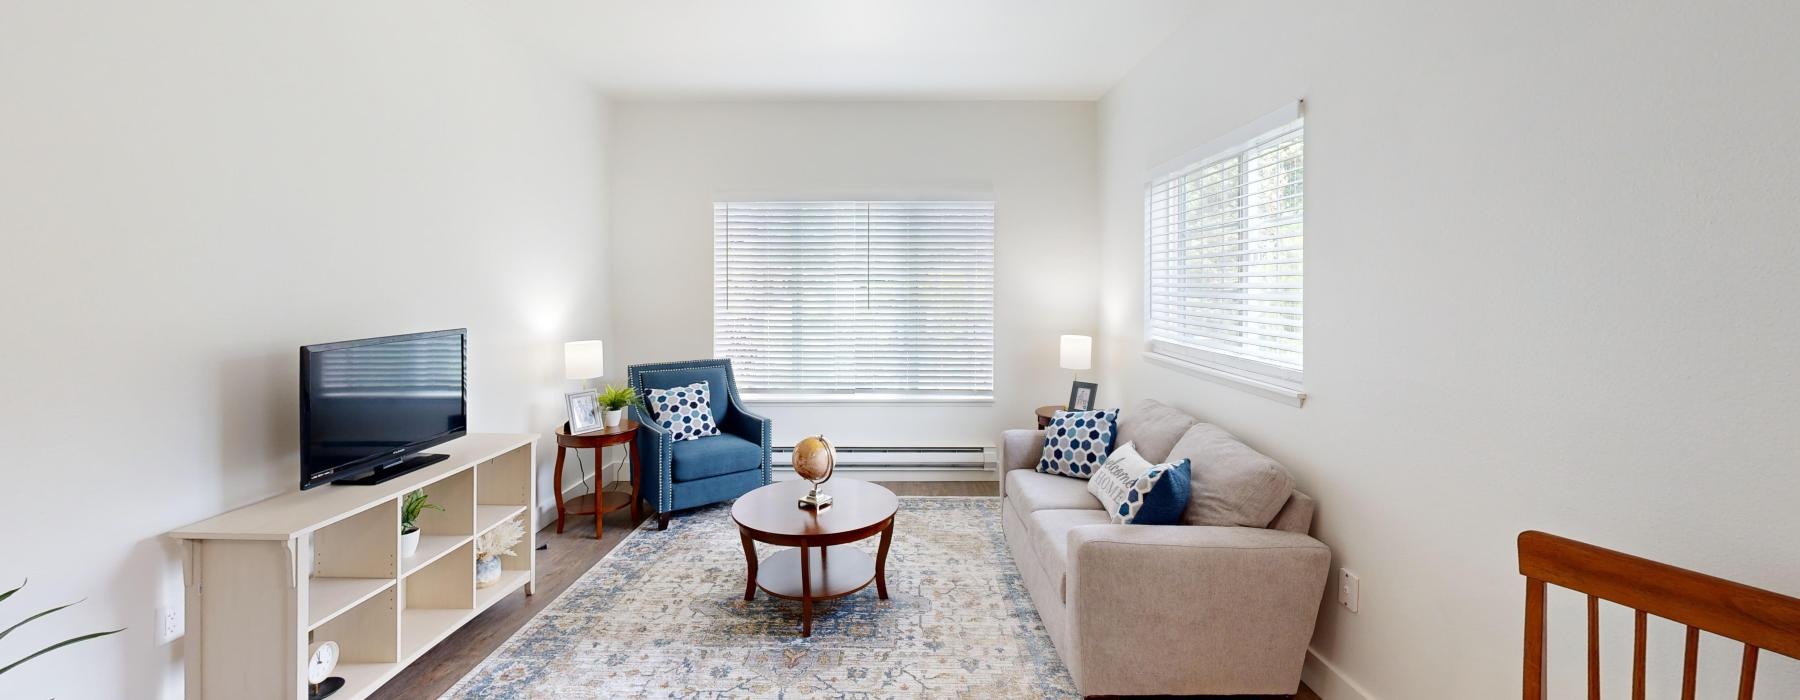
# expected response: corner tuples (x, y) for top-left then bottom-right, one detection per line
(645, 381), (720, 442)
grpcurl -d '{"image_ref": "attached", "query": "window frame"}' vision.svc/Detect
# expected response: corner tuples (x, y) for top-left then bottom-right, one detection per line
(1143, 103), (1307, 406)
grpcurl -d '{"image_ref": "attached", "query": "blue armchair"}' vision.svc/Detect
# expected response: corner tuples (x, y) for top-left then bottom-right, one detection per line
(627, 359), (772, 529)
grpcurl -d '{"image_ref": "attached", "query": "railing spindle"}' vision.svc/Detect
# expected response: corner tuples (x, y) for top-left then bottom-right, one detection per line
(1587, 595), (1601, 700)
(1682, 625), (1700, 700)
(1737, 643), (1759, 700)
(1632, 610), (1647, 700)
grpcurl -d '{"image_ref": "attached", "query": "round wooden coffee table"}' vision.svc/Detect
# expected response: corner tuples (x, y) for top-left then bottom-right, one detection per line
(731, 478), (897, 637)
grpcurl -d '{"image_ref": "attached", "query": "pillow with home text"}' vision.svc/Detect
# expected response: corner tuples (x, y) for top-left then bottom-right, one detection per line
(645, 381), (720, 442)
(1035, 408), (1119, 478)
(1087, 441), (1192, 524)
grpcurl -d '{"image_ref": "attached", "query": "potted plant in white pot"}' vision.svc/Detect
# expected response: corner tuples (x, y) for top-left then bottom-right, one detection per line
(474, 516), (525, 588)
(400, 489), (441, 558)
(597, 384), (640, 428)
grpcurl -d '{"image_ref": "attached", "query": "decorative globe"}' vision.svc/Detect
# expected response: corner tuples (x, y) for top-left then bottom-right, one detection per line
(792, 435), (835, 483)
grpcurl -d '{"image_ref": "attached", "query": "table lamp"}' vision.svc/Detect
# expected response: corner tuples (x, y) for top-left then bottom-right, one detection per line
(565, 340), (605, 384)
(1059, 335), (1091, 379)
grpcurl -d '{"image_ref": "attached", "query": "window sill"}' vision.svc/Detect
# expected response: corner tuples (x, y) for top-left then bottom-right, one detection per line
(1141, 352), (1306, 407)
(741, 394), (996, 407)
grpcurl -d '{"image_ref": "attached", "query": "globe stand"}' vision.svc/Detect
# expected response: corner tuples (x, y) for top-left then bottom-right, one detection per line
(798, 483), (832, 509)
(309, 677), (345, 700)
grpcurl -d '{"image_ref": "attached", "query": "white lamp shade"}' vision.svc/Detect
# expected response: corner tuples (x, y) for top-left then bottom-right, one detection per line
(1059, 335), (1092, 371)
(564, 340), (605, 380)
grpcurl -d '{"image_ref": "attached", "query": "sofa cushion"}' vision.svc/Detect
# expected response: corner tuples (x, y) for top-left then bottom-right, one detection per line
(1036, 408), (1119, 479)
(669, 432), (762, 482)
(1007, 470), (1104, 513)
(645, 380), (721, 442)
(1087, 442), (1191, 525)
(1026, 508), (1111, 602)
(1113, 398), (1199, 463)
(1166, 423), (1295, 527)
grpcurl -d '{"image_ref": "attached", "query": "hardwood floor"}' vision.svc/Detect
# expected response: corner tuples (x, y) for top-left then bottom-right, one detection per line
(370, 480), (1315, 700)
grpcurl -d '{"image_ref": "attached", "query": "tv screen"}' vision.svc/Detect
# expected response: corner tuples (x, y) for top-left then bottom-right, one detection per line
(300, 329), (467, 489)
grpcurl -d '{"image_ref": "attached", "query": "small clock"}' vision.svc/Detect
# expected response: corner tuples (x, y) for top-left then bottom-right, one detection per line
(307, 640), (345, 700)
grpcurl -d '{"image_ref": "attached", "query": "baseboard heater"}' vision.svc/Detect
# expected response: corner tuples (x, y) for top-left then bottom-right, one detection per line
(771, 445), (995, 470)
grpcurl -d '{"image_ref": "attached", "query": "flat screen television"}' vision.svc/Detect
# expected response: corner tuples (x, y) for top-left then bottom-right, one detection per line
(300, 329), (468, 489)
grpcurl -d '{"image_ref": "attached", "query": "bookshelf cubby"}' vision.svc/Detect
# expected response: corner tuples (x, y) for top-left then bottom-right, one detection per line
(170, 433), (537, 700)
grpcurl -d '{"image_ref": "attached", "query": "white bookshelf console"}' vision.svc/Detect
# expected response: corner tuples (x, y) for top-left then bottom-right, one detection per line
(169, 433), (538, 700)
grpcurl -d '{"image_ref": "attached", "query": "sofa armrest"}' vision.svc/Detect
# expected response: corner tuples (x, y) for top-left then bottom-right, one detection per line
(998, 429), (1044, 498)
(1064, 525), (1331, 696)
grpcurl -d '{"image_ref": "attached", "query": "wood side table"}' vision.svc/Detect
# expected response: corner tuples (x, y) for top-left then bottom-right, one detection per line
(731, 479), (897, 637)
(554, 420), (642, 539)
(1036, 404), (1064, 428)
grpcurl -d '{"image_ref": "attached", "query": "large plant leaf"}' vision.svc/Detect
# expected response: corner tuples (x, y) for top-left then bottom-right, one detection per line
(0, 601), (78, 643)
(0, 628), (124, 676)
(0, 579), (22, 603)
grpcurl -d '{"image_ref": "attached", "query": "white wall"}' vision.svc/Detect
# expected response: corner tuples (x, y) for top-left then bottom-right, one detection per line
(607, 101), (1097, 449)
(1096, 1), (1800, 698)
(0, 2), (609, 697)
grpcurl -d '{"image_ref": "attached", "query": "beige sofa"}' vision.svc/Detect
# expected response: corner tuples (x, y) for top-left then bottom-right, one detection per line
(999, 400), (1331, 697)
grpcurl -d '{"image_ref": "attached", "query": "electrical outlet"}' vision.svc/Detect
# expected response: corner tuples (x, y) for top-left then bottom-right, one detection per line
(1339, 569), (1360, 613)
(156, 605), (183, 645)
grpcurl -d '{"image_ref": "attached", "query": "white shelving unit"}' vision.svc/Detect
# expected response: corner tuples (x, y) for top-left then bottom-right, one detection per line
(169, 433), (536, 700)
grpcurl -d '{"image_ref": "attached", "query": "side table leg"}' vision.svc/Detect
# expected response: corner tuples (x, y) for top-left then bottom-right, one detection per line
(739, 528), (758, 601)
(799, 543), (813, 637)
(594, 446), (604, 540)
(552, 447), (567, 535)
(875, 516), (894, 600)
(629, 439), (643, 522)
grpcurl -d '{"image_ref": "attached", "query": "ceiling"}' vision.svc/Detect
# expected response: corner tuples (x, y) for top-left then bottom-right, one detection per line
(484, 1), (1202, 100)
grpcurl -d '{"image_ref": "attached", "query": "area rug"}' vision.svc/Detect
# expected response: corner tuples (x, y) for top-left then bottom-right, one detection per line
(444, 496), (1078, 699)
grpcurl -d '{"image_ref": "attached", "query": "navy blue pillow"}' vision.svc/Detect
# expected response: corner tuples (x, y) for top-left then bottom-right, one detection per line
(1116, 459), (1191, 525)
(1035, 408), (1119, 479)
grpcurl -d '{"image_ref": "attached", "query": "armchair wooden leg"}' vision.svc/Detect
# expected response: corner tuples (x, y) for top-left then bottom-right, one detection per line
(657, 512), (670, 530)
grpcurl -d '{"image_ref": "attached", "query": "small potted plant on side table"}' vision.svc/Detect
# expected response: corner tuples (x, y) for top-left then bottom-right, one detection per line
(597, 385), (640, 428)
(475, 517), (525, 588)
(400, 489), (442, 558)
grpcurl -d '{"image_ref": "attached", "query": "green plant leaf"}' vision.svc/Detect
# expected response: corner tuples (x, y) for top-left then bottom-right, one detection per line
(0, 628), (124, 676)
(0, 600), (79, 643)
(0, 579), (22, 604)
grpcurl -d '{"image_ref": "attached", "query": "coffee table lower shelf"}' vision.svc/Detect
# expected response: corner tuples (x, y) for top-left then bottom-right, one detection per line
(755, 546), (876, 601)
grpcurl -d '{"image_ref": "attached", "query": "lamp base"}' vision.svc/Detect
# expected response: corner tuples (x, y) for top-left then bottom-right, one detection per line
(798, 487), (833, 509)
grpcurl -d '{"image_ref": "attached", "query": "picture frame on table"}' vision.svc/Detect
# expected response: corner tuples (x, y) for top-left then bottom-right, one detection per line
(1067, 381), (1098, 412)
(565, 389), (603, 435)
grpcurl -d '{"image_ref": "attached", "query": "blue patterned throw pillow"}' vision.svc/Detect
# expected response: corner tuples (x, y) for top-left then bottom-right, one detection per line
(645, 381), (720, 442)
(1087, 441), (1191, 524)
(1035, 408), (1119, 478)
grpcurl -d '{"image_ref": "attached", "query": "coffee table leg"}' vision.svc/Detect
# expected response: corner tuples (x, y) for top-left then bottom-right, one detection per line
(739, 528), (758, 601)
(875, 516), (894, 600)
(799, 544), (813, 637)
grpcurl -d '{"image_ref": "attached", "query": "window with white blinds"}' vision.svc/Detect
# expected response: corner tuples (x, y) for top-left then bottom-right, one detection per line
(1146, 104), (1304, 392)
(714, 200), (995, 400)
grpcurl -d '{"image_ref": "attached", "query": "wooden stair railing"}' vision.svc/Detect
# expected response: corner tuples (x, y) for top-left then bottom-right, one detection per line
(1518, 531), (1800, 700)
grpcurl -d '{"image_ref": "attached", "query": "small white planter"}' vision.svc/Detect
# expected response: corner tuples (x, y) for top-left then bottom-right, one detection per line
(401, 529), (420, 558)
(602, 409), (625, 428)
(475, 555), (503, 588)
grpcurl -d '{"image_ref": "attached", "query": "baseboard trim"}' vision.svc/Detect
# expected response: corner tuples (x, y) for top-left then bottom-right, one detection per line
(1303, 651), (1374, 700)
(772, 467), (997, 482)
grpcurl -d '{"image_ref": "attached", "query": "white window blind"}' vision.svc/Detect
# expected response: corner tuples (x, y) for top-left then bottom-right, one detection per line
(714, 200), (995, 400)
(1146, 104), (1304, 390)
